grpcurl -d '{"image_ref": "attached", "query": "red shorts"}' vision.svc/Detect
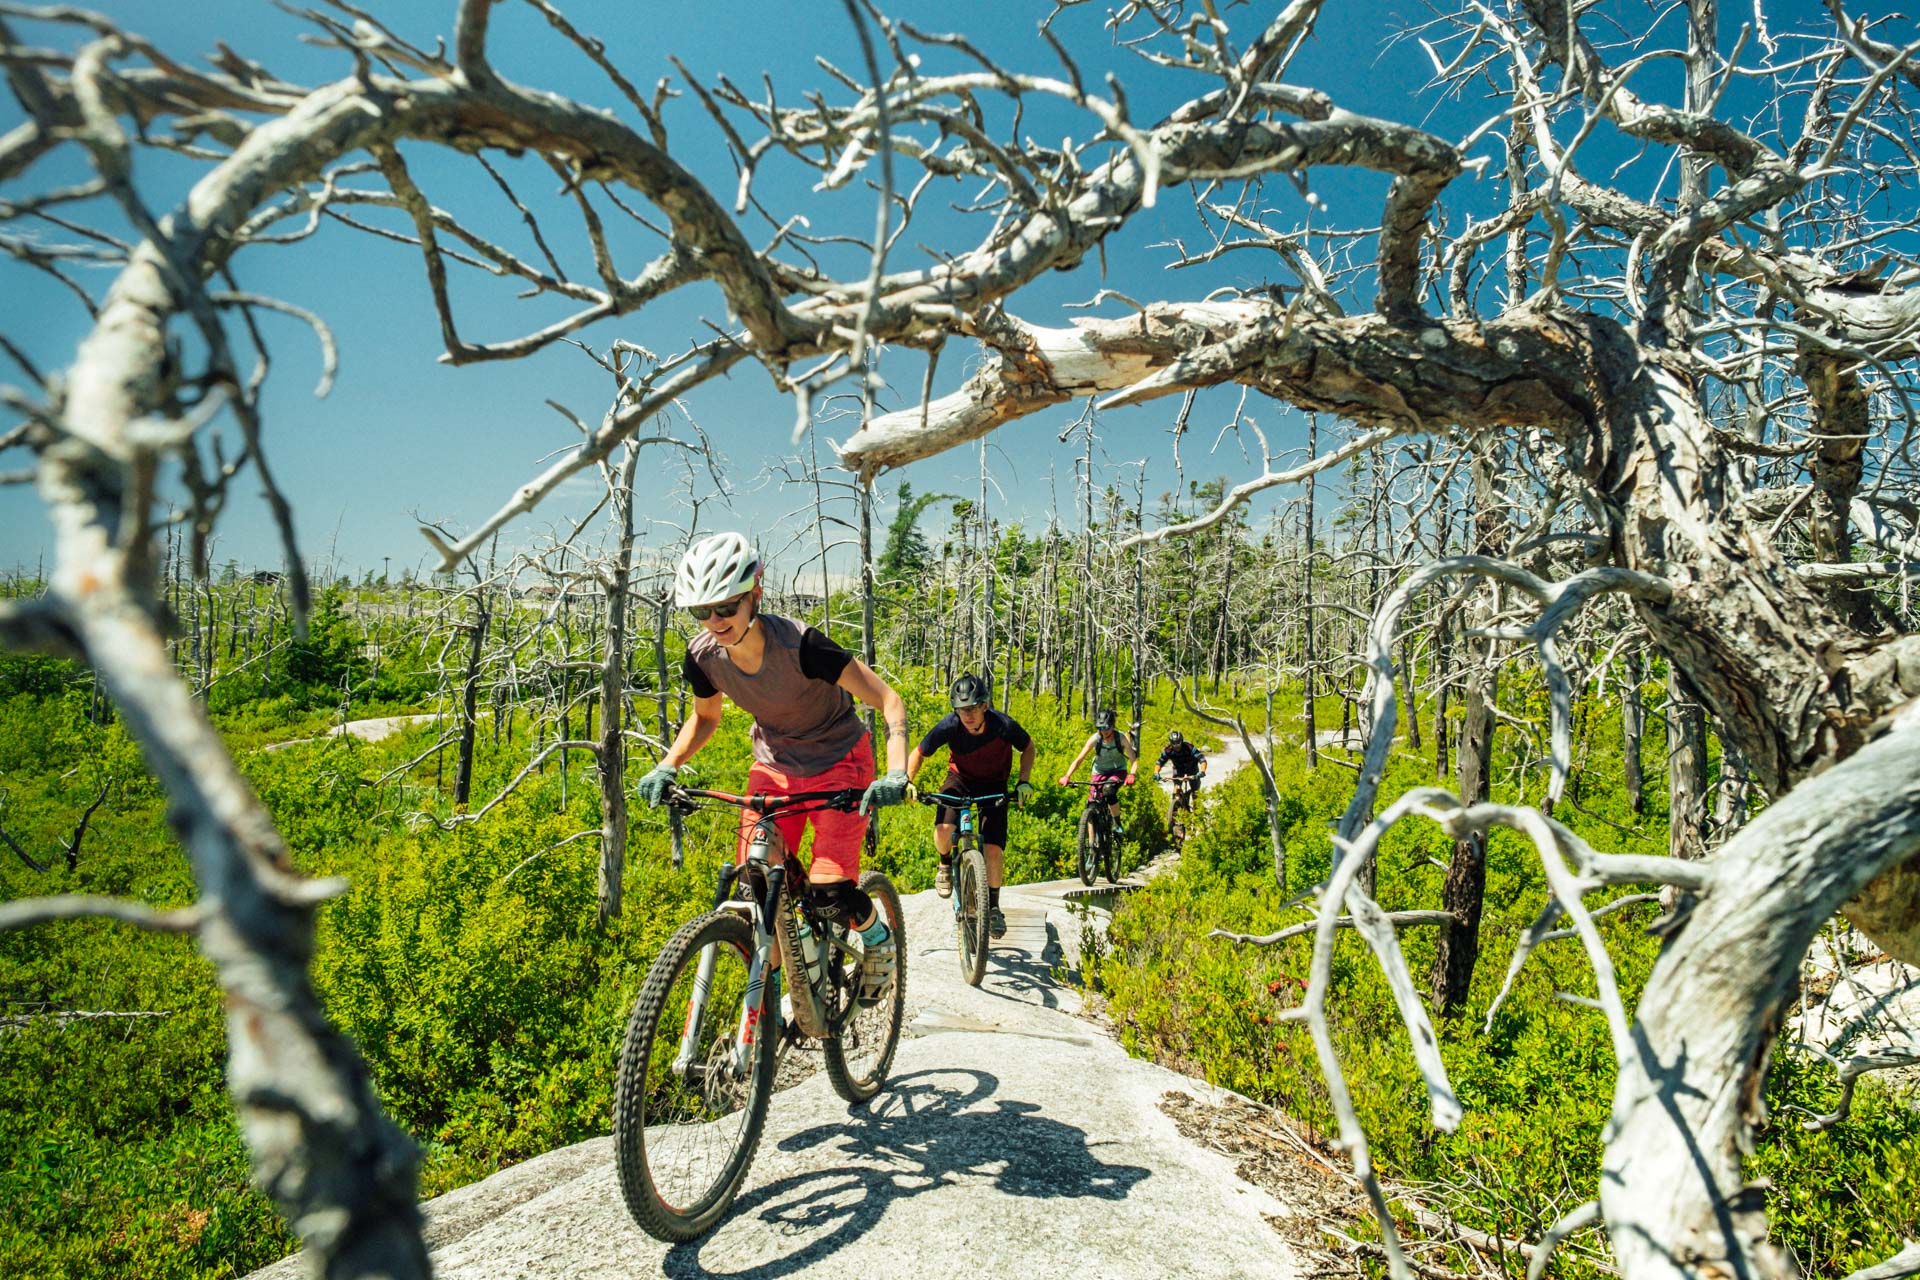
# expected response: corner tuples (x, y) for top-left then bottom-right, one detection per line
(736, 735), (874, 882)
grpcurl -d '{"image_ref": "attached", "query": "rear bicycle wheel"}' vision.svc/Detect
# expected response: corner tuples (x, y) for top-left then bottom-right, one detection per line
(1077, 809), (1097, 886)
(1103, 816), (1122, 883)
(823, 871), (906, 1103)
(955, 845), (990, 988)
(613, 912), (775, 1242)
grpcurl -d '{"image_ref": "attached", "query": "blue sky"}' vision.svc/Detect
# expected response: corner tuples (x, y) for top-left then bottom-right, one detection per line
(0, 0), (1795, 585)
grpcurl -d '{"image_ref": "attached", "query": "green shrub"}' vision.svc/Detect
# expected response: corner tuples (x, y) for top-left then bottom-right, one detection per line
(1094, 684), (1920, 1279)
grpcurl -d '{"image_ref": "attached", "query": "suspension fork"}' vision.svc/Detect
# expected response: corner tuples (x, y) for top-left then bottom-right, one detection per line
(674, 832), (779, 1077)
(951, 812), (973, 917)
(730, 863), (783, 1072)
(710, 862), (741, 909)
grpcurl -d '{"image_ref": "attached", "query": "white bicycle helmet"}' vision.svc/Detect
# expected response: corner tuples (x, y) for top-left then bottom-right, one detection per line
(674, 532), (760, 607)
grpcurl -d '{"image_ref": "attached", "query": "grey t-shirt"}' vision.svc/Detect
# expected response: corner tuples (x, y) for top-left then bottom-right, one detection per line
(683, 613), (867, 775)
(1092, 730), (1133, 775)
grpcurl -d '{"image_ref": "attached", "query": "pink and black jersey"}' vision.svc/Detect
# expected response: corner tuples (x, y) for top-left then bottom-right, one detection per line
(918, 709), (1032, 787)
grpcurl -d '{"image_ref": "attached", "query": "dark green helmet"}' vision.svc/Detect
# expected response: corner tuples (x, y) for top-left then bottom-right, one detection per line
(1095, 708), (1117, 730)
(950, 673), (989, 711)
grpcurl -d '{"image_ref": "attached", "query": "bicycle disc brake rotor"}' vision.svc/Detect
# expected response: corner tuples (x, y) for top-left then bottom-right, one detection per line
(698, 1037), (748, 1114)
(827, 937), (882, 1050)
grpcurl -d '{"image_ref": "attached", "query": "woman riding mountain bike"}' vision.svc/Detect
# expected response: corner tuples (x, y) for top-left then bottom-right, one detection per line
(636, 532), (912, 1001)
(621, 531), (915, 1239)
(1059, 707), (1136, 835)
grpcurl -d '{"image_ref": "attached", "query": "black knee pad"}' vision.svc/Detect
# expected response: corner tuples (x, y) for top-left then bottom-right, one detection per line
(807, 879), (874, 926)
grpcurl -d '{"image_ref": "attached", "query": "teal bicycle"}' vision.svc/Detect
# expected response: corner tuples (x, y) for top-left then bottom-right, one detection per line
(919, 791), (1004, 987)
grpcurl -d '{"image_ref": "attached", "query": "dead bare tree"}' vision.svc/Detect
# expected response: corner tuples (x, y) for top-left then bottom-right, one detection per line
(4, 2), (1920, 1276)
(424, 382), (710, 921)
(1430, 453), (1507, 1017)
(0, 780), (112, 873)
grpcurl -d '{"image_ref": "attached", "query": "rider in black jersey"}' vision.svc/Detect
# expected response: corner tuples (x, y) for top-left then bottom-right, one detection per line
(907, 674), (1035, 939)
(1155, 730), (1207, 814)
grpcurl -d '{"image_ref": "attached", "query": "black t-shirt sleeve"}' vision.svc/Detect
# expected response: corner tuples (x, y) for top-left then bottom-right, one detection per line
(918, 715), (954, 757)
(797, 626), (855, 684)
(681, 653), (719, 699)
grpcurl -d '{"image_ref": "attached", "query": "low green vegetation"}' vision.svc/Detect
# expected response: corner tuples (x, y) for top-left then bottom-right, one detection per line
(1094, 686), (1920, 1279)
(3, 590), (1912, 1279)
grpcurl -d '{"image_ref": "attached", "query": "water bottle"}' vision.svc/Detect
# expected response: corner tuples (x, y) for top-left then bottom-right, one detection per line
(794, 917), (825, 991)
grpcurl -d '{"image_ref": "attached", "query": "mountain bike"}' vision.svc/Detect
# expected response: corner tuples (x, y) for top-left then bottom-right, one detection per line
(1160, 770), (1203, 848)
(919, 790), (1005, 987)
(612, 785), (906, 1242)
(1067, 776), (1124, 886)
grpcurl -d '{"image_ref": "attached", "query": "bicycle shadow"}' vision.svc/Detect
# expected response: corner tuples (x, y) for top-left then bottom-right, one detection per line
(661, 1067), (1149, 1278)
(915, 902), (1063, 1010)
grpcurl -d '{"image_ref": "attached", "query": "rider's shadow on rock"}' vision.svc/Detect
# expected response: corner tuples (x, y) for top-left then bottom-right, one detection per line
(662, 1068), (1149, 1279)
(982, 944), (1064, 1009)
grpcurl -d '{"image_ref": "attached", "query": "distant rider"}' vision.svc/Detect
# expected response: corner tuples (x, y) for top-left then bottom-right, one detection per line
(635, 532), (910, 1004)
(906, 673), (1036, 939)
(1059, 708), (1136, 834)
(1155, 730), (1207, 813)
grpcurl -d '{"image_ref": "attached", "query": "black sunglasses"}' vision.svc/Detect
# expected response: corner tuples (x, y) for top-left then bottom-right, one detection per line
(688, 593), (749, 621)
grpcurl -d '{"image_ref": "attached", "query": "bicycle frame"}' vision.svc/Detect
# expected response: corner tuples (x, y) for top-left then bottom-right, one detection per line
(668, 787), (860, 1078)
(1062, 777), (1120, 848)
(672, 822), (782, 1080)
(922, 791), (1007, 917)
(952, 810), (973, 917)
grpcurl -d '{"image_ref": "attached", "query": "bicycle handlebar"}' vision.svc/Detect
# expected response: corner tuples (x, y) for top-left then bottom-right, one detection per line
(918, 791), (1009, 807)
(667, 785), (864, 815)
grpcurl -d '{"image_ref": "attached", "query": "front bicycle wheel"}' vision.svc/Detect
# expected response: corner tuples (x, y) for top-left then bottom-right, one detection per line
(822, 870), (906, 1103)
(613, 911), (775, 1242)
(955, 846), (990, 988)
(1077, 809), (1097, 886)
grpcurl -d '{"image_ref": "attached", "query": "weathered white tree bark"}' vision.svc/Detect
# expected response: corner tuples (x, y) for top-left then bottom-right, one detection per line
(1604, 709), (1920, 1280)
(8, 3), (1920, 1276)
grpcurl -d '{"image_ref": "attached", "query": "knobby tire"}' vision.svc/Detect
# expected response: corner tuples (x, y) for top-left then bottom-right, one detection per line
(613, 911), (775, 1242)
(822, 870), (906, 1103)
(956, 845), (990, 988)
